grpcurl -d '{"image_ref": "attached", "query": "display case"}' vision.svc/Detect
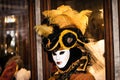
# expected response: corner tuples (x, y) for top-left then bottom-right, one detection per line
(0, 0), (37, 80)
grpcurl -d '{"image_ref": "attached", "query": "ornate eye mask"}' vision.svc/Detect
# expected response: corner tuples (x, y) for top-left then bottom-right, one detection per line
(59, 30), (78, 50)
(43, 29), (86, 51)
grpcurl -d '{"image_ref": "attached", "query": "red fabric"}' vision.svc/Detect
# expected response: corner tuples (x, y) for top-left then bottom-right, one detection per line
(0, 61), (17, 80)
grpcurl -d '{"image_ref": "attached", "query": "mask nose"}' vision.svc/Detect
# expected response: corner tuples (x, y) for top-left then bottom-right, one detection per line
(56, 53), (60, 60)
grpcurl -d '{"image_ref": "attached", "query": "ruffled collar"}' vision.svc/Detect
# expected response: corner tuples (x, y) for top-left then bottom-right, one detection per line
(52, 55), (89, 80)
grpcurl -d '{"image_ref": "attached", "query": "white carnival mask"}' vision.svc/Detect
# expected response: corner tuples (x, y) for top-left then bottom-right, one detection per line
(52, 50), (70, 68)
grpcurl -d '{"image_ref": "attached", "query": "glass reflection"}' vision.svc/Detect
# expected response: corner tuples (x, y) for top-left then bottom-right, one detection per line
(0, 0), (31, 79)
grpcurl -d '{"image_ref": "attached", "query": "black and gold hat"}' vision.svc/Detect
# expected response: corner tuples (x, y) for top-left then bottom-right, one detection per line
(42, 26), (89, 51)
(35, 5), (92, 51)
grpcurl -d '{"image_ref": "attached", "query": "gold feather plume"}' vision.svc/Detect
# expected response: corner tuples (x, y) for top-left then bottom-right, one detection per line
(34, 24), (53, 37)
(42, 5), (92, 35)
(35, 5), (92, 36)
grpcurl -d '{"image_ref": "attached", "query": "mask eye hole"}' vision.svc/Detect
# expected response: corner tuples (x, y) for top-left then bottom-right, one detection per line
(60, 51), (64, 55)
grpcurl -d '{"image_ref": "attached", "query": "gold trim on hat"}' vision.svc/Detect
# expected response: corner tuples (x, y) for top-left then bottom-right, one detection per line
(47, 30), (78, 51)
(59, 30), (78, 50)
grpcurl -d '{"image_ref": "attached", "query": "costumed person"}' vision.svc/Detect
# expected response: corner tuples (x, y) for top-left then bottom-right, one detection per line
(35, 5), (104, 80)
(0, 55), (31, 80)
(0, 33), (31, 80)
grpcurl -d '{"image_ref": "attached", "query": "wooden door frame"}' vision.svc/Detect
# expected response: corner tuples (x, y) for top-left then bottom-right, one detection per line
(28, 0), (38, 80)
(104, 0), (114, 80)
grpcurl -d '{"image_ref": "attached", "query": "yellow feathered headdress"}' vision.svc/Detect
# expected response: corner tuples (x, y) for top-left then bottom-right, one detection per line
(35, 5), (92, 37)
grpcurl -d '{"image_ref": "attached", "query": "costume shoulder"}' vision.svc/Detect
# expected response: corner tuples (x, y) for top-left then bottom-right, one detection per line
(70, 72), (95, 80)
(48, 76), (56, 80)
(0, 61), (17, 80)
